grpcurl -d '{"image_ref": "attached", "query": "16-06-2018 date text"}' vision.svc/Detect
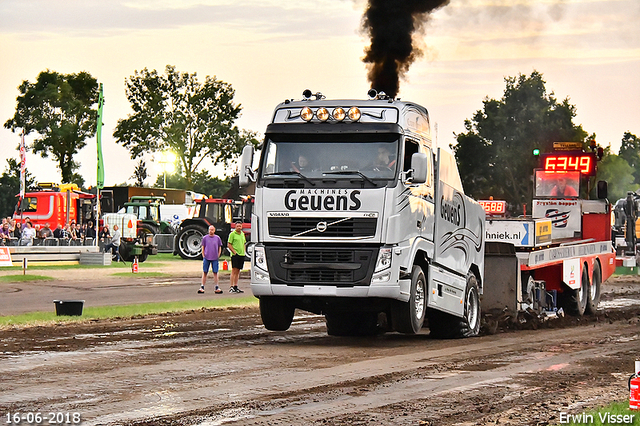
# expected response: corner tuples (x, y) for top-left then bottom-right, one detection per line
(4, 412), (81, 425)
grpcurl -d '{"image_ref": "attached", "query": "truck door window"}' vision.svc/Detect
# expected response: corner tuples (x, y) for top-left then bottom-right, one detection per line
(403, 139), (419, 172)
(19, 197), (38, 212)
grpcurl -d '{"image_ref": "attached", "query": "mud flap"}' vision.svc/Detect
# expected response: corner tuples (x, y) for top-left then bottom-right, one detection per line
(482, 242), (519, 319)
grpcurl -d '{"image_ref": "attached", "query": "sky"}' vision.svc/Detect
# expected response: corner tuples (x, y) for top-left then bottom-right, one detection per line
(0, 0), (638, 188)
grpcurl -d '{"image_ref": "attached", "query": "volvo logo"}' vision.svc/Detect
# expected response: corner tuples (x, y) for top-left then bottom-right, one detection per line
(316, 221), (328, 232)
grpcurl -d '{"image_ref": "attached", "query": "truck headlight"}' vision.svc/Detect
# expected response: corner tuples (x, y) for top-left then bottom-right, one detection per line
(255, 246), (268, 272)
(374, 247), (392, 273)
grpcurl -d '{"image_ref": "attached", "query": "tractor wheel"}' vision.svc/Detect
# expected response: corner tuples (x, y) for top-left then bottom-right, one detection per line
(176, 224), (207, 260)
(137, 223), (159, 243)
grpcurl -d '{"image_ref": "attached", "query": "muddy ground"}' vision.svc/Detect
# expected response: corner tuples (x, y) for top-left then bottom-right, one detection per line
(1, 276), (639, 426)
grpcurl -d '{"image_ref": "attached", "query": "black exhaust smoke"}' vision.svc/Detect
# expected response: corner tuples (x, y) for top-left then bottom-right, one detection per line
(362, 0), (449, 98)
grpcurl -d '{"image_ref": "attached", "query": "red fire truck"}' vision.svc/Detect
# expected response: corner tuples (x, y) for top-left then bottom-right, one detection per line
(13, 183), (96, 230)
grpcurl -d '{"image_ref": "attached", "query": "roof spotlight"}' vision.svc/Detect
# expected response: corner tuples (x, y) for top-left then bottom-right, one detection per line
(317, 107), (329, 122)
(348, 107), (361, 121)
(301, 106), (313, 122)
(302, 89), (312, 100)
(367, 89), (377, 99)
(332, 107), (346, 121)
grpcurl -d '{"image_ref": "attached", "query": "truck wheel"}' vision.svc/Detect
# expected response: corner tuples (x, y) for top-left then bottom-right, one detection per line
(260, 297), (295, 331)
(428, 273), (481, 338)
(585, 261), (601, 315)
(137, 252), (149, 263)
(118, 243), (134, 263)
(390, 265), (426, 334)
(325, 311), (379, 336)
(176, 224), (207, 260)
(561, 264), (589, 316)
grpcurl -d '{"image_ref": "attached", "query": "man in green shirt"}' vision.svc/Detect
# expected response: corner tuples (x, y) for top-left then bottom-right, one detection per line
(227, 222), (246, 293)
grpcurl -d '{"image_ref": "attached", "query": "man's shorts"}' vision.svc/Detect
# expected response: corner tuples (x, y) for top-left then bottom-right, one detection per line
(231, 254), (245, 270)
(203, 259), (219, 273)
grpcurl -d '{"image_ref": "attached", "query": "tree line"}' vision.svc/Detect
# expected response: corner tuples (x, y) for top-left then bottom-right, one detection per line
(2, 66), (259, 206)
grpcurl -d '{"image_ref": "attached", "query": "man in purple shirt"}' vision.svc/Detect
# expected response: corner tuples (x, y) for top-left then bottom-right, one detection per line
(199, 225), (223, 294)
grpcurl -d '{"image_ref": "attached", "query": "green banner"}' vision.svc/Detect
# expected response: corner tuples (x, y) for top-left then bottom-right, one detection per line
(96, 83), (105, 189)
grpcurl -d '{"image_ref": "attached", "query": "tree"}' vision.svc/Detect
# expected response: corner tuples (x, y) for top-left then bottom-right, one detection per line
(113, 65), (259, 190)
(0, 158), (36, 218)
(594, 147), (636, 202)
(618, 132), (640, 184)
(4, 70), (99, 183)
(451, 71), (587, 214)
(131, 159), (148, 187)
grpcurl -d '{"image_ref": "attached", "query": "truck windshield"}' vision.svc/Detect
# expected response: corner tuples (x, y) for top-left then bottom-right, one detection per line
(260, 137), (399, 183)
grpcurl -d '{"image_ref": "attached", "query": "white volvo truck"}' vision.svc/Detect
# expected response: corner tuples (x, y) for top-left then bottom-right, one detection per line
(239, 90), (486, 337)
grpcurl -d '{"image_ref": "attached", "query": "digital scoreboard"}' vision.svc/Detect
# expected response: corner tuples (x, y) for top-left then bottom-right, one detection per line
(539, 152), (596, 176)
(479, 200), (507, 215)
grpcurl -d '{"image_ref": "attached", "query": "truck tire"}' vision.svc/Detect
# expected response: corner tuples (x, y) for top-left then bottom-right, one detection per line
(428, 273), (481, 338)
(118, 243), (134, 263)
(176, 224), (207, 260)
(325, 311), (379, 336)
(561, 264), (589, 316)
(260, 297), (295, 331)
(585, 261), (601, 315)
(390, 265), (427, 334)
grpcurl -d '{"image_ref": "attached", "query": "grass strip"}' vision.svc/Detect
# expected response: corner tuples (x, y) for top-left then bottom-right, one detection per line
(0, 296), (258, 328)
(0, 274), (54, 283)
(557, 401), (639, 425)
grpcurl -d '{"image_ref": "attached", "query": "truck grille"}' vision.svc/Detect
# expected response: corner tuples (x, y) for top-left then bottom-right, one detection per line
(265, 247), (378, 286)
(268, 217), (377, 238)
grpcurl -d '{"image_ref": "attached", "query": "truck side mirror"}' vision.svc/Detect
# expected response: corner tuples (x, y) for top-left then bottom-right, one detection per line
(409, 152), (428, 184)
(597, 180), (608, 200)
(239, 145), (256, 188)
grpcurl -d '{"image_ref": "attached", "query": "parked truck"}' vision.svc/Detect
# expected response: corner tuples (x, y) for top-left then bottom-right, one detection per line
(238, 90), (615, 337)
(13, 183), (157, 262)
(238, 90), (486, 336)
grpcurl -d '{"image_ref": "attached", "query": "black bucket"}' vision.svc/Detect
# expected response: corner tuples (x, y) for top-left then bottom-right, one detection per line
(53, 300), (84, 316)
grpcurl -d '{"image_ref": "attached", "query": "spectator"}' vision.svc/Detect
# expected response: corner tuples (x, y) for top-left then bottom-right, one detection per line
(13, 222), (22, 239)
(40, 223), (53, 239)
(198, 225), (223, 294)
(53, 224), (64, 239)
(99, 224), (111, 242)
(69, 223), (79, 241)
(227, 221), (246, 293)
(21, 221), (36, 246)
(85, 221), (96, 240)
(1, 222), (11, 244)
(103, 224), (121, 259)
(59, 223), (70, 240)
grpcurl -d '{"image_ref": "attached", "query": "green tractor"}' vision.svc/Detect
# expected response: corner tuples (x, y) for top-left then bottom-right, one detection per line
(120, 196), (176, 240)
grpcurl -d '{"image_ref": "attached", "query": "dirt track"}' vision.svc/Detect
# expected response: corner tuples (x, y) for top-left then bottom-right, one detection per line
(1, 275), (639, 426)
